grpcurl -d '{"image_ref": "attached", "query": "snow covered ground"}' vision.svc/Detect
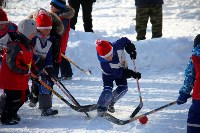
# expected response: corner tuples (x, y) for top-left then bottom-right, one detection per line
(0, 0), (200, 132)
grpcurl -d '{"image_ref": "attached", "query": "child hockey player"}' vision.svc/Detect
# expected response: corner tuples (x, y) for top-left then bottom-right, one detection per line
(30, 11), (58, 116)
(0, 9), (18, 63)
(177, 34), (200, 133)
(96, 37), (141, 116)
(0, 18), (36, 125)
(0, 9), (18, 115)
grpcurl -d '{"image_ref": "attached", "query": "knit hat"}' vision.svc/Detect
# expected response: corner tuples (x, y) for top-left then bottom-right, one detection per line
(0, 9), (8, 24)
(36, 13), (53, 29)
(96, 39), (113, 58)
(18, 19), (36, 39)
(50, 0), (66, 11)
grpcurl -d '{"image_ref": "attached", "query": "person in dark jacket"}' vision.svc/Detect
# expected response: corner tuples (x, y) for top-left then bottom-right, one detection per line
(177, 34), (200, 133)
(50, 0), (75, 80)
(0, 18), (36, 125)
(96, 37), (141, 116)
(135, 0), (164, 41)
(0, 9), (18, 64)
(68, 0), (95, 32)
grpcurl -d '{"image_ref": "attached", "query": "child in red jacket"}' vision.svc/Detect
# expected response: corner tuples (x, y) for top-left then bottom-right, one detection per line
(0, 8), (18, 116)
(50, 0), (75, 80)
(0, 18), (36, 125)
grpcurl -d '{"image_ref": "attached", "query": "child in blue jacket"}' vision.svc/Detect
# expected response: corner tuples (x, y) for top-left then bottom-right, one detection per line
(96, 37), (141, 116)
(177, 34), (200, 133)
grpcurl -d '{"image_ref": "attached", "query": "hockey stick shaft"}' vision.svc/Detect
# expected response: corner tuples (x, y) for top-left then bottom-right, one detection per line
(130, 60), (143, 118)
(61, 53), (92, 75)
(31, 72), (97, 113)
(42, 69), (90, 118)
(130, 101), (177, 122)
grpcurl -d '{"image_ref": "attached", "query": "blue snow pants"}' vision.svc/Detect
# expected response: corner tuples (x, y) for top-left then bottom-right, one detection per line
(97, 74), (128, 111)
(187, 100), (200, 133)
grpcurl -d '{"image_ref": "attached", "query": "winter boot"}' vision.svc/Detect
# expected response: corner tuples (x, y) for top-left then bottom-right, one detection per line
(14, 114), (21, 122)
(1, 117), (19, 125)
(97, 106), (107, 117)
(29, 97), (38, 107)
(41, 108), (58, 116)
(108, 103), (115, 113)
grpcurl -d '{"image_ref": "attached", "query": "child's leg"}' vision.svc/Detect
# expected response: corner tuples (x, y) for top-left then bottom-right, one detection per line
(107, 78), (128, 113)
(29, 80), (39, 107)
(1, 90), (24, 125)
(187, 100), (200, 133)
(60, 56), (73, 79)
(111, 78), (128, 104)
(97, 76), (114, 113)
(38, 79), (58, 116)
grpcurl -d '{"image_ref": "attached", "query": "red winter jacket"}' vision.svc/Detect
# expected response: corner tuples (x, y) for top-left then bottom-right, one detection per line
(60, 18), (70, 54)
(192, 56), (200, 100)
(0, 40), (33, 90)
(56, 18), (71, 63)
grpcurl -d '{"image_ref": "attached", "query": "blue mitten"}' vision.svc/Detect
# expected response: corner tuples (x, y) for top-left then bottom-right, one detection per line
(177, 92), (191, 105)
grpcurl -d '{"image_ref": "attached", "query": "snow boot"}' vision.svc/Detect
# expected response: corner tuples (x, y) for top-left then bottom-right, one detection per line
(41, 108), (58, 116)
(1, 117), (19, 125)
(97, 106), (107, 117)
(14, 114), (21, 122)
(29, 97), (38, 107)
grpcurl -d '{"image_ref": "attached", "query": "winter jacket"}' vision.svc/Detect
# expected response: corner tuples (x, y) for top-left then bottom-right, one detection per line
(97, 37), (131, 79)
(191, 56), (200, 100)
(31, 32), (54, 71)
(179, 44), (200, 100)
(52, 5), (75, 60)
(0, 34), (33, 90)
(135, 0), (164, 6)
(0, 22), (18, 49)
(28, 8), (64, 63)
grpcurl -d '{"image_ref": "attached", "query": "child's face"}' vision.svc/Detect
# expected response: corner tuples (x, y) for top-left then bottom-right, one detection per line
(51, 5), (60, 13)
(104, 54), (113, 61)
(0, 23), (7, 31)
(29, 31), (37, 41)
(38, 29), (51, 36)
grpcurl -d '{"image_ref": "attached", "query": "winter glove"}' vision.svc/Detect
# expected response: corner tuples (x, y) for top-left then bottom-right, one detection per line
(177, 92), (191, 105)
(44, 67), (55, 78)
(123, 69), (141, 79)
(125, 43), (137, 60)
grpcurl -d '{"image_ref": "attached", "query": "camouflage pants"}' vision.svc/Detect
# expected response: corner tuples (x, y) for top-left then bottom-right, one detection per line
(135, 4), (163, 40)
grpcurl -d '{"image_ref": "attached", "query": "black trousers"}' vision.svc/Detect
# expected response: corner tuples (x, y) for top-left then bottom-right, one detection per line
(53, 56), (73, 78)
(1, 89), (29, 122)
(68, 0), (94, 32)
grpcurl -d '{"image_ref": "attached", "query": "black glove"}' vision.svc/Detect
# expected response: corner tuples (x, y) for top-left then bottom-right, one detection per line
(123, 69), (141, 79)
(44, 67), (55, 77)
(125, 43), (137, 60)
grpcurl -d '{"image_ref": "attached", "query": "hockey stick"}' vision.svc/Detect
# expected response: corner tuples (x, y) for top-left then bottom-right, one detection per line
(103, 100), (178, 125)
(61, 53), (92, 75)
(31, 72), (97, 113)
(42, 69), (90, 118)
(130, 60), (143, 118)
